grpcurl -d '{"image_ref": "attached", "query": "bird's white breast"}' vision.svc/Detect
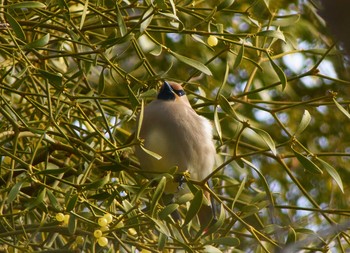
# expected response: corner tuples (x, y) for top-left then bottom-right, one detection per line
(136, 99), (215, 181)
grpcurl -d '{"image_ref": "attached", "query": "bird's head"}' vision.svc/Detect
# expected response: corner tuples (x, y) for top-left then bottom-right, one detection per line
(157, 81), (190, 106)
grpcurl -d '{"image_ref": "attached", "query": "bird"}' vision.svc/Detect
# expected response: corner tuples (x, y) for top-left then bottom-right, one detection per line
(135, 80), (216, 226)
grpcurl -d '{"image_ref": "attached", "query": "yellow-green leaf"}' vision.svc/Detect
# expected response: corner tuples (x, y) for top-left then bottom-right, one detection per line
(267, 53), (287, 90)
(231, 176), (246, 209)
(271, 14), (300, 27)
(217, 0), (235, 10)
(333, 98), (350, 119)
(68, 213), (77, 235)
(140, 7), (154, 34)
(7, 181), (24, 204)
(205, 204), (225, 235)
(127, 84), (140, 109)
(183, 189), (203, 226)
(66, 194), (78, 212)
(250, 126), (277, 155)
(24, 34), (50, 49)
(316, 157), (344, 193)
(203, 245), (222, 253)
(116, 4), (127, 36)
(158, 203), (179, 220)
(170, 51), (212, 76)
(286, 226), (297, 245)
(207, 237), (240, 247)
(295, 110), (311, 136)
(292, 148), (323, 174)
(218, 94), (238, 120)
(4, 13), (25, 41)
(140, 145), (162, 160)
(233, 43), (244, 69)
(8, 1), (46, 9)
(257, 29), (286, 42)
(214, 107), (222, 142)
(151, 176), (166, 217)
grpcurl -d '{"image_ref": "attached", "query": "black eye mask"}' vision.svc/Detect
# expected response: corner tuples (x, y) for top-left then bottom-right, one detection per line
(158, 81), (186, 100)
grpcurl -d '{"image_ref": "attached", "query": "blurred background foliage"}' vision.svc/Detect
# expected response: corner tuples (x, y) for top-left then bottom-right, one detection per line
(0, 0), (349, 252)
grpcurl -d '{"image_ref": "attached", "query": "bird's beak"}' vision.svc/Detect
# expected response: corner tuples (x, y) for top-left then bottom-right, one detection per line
(157, 81), (175, 100)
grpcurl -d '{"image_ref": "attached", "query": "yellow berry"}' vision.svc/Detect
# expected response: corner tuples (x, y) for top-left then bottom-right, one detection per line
(128, 228), (137, 236)
(75, 236), (84, 245)
(97, 236), (108, 247)
(63, 214), (70, 225)
(103, 213), (113, 224)
(100, 226), (109, 232)
(94, 229), (103, 238)
(56, 213), (65, 222)
(98, 217), (108, 227)
(207, 35), (218, 46)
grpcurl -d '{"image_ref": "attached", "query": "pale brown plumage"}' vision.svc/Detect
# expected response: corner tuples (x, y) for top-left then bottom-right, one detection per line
(135, 81), (215, 185)
(135, 81), (216, 226)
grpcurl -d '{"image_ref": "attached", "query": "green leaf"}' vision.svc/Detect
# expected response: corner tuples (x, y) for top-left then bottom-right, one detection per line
(136, 100), (145, 140)
(79, 0), (89, 30)
(203, 245), (222, 253)
(83, 172), (110, 190)
(257, 29), (286, 42)
(66, 194), (78, 212)
(127, 84), (140, 109)
(233, 43), (244, 69)
(8, 1), (46, 9)
(158, 232), (167, 250)
(316, 157), (344, 193)
(205, 204), (225, 235)
(68, 213), (77, 235)
(231, 176), (246, 208)
(140, 6), (154, 34)
(98, 68), (105, 95)
(271, 14), (300, 27)
(155, 0), (168, 9)
(213, 107), (222, 142)
(286, 226), (297, 245)
(250, 126), (276, 155)
(24, 34), (50, 49)
(170, 51), (212, 76)
(267, 53), (287, 90)
(4, 13), (26, 41)
(151, 218), (171, 236)
(158, 203), (179, 220)
(218, 94), (239, 120)
(46, 189), (61, 210)
(140, 145), (162, 160)
(177, 192), (194, 204)
(151, 176), (166, 217)
(241, 158), (274, 206)
(333, 98), (350, 119)
(7, 182), (24, 204)
(183, 189), (203, 226)
(25, 188), (46, 211)
(159, 12), (184, 30)
(191, 34), (211, 48)
(34, 167), (70, 175)
(292, 148), (323, 174)
(217, 0), (235, 10)
(295, 110), (311, 136)
(207, 237), (240, 247)
(115, 4), (127, 36)
(38, 70), (62, 88)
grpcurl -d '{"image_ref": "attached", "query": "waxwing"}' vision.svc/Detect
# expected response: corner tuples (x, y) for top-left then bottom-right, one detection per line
(135, 81), (216, 225)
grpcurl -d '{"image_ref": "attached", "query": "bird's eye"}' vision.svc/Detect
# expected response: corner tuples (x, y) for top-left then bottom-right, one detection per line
(173, 89), (186, 97)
